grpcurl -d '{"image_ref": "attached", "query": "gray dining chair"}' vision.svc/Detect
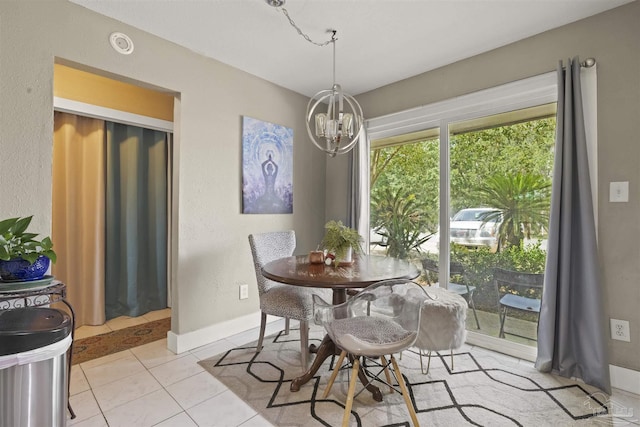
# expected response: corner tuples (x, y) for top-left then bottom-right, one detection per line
(248, 230), (326, 369)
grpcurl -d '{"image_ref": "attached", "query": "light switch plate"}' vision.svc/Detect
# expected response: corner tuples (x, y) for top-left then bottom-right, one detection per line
(609, 181), (629, 202)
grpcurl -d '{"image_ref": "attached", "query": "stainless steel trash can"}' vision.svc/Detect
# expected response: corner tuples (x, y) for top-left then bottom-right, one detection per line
(0, 307), (72, 427)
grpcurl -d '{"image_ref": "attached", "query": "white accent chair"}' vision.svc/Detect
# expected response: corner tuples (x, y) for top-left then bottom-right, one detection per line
(414, 286), (467, 374)
(421, 258), (480, 329)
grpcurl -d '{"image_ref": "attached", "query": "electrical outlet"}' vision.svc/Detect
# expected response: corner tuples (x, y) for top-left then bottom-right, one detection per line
(609, 181), (629, 202)
(239, 284), (249, 300)
(610, 319), (631, 342)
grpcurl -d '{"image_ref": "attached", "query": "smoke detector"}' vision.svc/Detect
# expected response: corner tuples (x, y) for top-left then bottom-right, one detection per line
(109, 32), (134, 55)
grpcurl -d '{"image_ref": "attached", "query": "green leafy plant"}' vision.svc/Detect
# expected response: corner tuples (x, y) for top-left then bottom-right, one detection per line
(0, 216), (57, 264)
(371, 187), (434, 260)
(321, 220), (363, 264)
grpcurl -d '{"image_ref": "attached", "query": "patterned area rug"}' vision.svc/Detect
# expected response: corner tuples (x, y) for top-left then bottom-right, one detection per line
(71, 317), (170, 365)
(199, 326), (613, 426)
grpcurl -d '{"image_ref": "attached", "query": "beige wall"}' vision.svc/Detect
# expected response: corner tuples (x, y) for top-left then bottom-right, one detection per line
(0, 0), (327, 340)
(334, 1), (639, 371)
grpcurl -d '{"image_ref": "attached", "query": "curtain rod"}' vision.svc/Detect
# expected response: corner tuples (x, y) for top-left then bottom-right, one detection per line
(559, 58), (596, 71)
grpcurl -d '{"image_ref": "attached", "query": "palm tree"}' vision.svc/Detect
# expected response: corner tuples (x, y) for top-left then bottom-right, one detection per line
(477, 173), (551, 250)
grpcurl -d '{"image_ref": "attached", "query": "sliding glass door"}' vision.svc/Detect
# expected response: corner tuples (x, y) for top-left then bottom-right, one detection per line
(447, 106), (555, 350)
(366, 73), (558, 359)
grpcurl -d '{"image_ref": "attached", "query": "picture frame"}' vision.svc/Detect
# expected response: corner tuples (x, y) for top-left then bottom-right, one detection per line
(241, 116), (293, 214)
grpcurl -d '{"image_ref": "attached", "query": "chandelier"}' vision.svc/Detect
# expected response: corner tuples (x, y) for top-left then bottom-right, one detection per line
(267, 0), (364, 157)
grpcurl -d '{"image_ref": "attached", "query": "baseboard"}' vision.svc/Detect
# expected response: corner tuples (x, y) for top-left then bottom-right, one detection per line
(167, 311), (280, 354)
(610, 364), (640, 395)
(465, 330), (537, 362)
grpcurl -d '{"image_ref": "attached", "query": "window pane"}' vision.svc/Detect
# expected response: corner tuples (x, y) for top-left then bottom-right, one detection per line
(369, 130), (439, 263)
(449, 107), (556, 346)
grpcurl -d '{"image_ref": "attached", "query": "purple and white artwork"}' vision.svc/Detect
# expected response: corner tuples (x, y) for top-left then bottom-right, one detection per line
(242, 116), (293, 214)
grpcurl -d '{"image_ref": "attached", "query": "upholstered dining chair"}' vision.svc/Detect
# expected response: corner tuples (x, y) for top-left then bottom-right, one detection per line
(248, 230), (326, 369)
(313, 279), (423, 427)
(421, 258), (480, 329)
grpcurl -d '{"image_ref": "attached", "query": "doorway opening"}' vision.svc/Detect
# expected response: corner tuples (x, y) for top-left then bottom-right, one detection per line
(52, 63), (175, 336)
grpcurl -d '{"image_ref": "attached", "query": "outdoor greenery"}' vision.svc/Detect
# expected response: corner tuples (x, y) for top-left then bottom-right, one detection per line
(0, 216), (57, 264)
(370, 116), (556, 258)
(370, 187), (433, 259)
(449, 118), (555, 213)
(371, 115), (555, 324)
(477, 173), (552, 249)
(422, 241), (547, 312)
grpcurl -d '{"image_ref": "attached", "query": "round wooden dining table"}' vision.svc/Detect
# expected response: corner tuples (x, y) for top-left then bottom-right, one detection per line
(262, 254), (420, 400)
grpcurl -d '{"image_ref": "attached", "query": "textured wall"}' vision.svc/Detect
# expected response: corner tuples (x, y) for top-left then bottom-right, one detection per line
(0, 0), (327, 337)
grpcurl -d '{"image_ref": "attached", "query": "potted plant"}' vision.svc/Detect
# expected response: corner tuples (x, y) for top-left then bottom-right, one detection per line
(0, 216), (57, 281)
(321, 220), (363, 265)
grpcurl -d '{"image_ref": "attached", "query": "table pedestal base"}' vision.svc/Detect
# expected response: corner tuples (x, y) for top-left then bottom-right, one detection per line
(290, 335), (383, 402)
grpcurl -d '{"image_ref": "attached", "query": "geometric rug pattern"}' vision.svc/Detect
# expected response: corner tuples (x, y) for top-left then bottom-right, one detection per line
(200, 326), (612, 426)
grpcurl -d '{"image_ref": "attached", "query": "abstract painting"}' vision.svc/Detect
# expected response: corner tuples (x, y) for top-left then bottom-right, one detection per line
(242, 116), (293, 214)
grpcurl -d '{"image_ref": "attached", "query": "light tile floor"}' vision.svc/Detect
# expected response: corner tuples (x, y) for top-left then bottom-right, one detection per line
(68, 318), (640, 427)
(68, 320), (285, 427)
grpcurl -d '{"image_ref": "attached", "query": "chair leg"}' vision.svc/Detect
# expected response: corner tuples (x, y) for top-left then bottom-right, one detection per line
(450, 349), (454, 371)
(299, 320), (309, 368)
(499, 306), (507, 338)
(323, 350), (347, 398)
(380, 355), (394, 393)
(342, 357), (361, 427)
(256, 312), (267, 353)
(468, 294), (481, 329)
(284, 317), (290, 335)
(391, 355), (420, 427)
(418, 350), (431, 375)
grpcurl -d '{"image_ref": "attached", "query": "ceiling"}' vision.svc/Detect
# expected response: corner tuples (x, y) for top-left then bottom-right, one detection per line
(70, 0), (632, 97)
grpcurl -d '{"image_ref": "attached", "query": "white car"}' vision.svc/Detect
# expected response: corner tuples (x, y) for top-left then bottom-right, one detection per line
(449, 208), (502, 251)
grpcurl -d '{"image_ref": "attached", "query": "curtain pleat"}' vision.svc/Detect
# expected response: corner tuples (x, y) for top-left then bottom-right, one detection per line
(535, 57), (610, 394)
(105, 123), (168, 319)
(52, 112), (106, 327)
(347, 127), (371, 251)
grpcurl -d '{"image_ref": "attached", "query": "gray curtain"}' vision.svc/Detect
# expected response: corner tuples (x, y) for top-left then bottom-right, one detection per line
(347, 127), (370, 250)
(535, 57), (610, 394)
(105, 122), (168, 320)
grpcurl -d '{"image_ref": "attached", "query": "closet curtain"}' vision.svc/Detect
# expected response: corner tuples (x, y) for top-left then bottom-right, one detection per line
(52, 112), (106, 326)
(535, 58), (610, 394)
(105, 123), (168, 319)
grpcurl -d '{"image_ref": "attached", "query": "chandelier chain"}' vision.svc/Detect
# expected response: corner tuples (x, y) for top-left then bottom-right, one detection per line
(279, 7), (334, 47)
